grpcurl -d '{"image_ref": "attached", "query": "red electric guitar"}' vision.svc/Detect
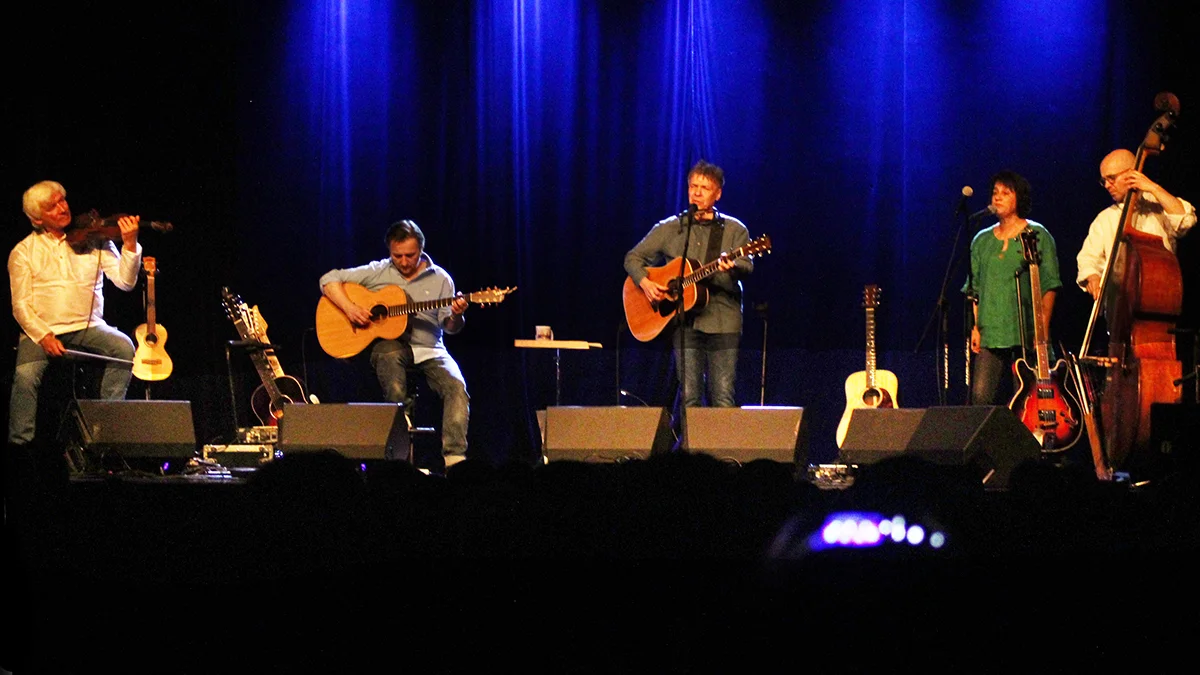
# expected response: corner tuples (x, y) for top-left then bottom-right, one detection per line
(1009, 227), (1082, 452)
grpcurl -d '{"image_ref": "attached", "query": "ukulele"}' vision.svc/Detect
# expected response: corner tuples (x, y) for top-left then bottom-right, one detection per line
(315, 284), (516, 358)
(622, 234), (772, 342)
(132, 257), (173, 381)
(221, 287), (309, 425)
(836, 284), (899, 448)
(1009, 228), (1083, 452)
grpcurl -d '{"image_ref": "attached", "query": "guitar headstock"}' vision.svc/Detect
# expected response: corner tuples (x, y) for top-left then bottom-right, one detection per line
(1019, 228), (1041, 265)
(738, 234), (772, 259)
(863, 284), (881, 308)
(467, 286), (517, 306)
(220, 287), (255, 339)
(143, 256), (158, 276)
(249, 306), (269, 337)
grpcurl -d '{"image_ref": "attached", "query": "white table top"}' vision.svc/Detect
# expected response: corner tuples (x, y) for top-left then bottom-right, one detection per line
(513, 339), (603, 350)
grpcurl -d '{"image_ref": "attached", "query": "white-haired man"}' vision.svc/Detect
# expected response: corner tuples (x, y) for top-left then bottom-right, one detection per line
(8, 180), (142, 446)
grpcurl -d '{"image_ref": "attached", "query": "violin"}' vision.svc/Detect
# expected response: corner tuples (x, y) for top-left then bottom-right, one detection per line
(65, 209), (174, 254)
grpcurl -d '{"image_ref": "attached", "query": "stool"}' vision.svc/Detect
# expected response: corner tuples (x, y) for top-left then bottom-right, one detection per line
(404, 367), (442, 469)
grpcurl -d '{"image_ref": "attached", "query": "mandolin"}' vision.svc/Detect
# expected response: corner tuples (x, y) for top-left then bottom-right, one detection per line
(132, 257), (173, 381)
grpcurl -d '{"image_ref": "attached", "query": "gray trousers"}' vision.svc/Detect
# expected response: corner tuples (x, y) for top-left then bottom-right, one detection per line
(9, 326), (135, 445)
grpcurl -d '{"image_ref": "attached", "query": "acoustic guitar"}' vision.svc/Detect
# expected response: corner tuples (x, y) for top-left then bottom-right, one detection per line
(221, 287), (309, 425)
(836, 284), (899, 448)
(132, 257), (173, 381)
(1009, 227), (1082, 452)
(622, 234), (772, 342)
(315, 283), (516, 358)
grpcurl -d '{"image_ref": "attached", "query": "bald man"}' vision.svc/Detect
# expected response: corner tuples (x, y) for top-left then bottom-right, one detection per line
(1076, 149), (1197, 299)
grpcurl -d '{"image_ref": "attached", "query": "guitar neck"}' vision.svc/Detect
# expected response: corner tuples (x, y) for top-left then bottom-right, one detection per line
(680, 248), (749, 287)
(1027, 256), (1052, 381)
(145, 274), (158, 332)
(864, 305), (877, 387)
(385, 295), (459, 317)
(231, 315), (287, 393)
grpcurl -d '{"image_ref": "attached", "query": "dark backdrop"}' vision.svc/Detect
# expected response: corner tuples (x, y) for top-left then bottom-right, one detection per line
(6, 1), (1199, 464)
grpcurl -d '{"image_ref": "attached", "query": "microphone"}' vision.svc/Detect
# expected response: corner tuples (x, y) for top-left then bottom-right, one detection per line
(679, 203), (699, 231)
(968, 205), (997, 222)
(955, 186), (973, 216)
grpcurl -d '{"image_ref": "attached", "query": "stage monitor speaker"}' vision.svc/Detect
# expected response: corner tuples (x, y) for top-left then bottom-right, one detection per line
(277, 403), (409, 461)
(682, 406), (808, 466)
(543, 406), (673, 462)
(839, 406), (1040, 489)
(70, 399), (198, 459)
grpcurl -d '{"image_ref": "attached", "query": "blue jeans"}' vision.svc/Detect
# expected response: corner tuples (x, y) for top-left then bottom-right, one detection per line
(970, 346), (1023, 406)
(370, 340), (470, 460)
(673, 327), (738, 408)
(8, 326), (135, 445)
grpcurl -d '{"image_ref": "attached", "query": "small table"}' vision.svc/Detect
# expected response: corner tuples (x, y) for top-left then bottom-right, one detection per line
(513, 339), (603, 406)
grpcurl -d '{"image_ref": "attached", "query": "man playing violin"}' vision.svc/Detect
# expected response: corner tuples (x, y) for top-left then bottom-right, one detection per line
(1076, 148), (1196, 300)
(7, 180), (142, 446)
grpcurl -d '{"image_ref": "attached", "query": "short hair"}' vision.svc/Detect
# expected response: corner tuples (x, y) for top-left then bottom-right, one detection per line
(22, 180), (66, 225)
(688, 159), (725, 188)
(990, 170), (1033, 218)
(384, 219), (426, 249)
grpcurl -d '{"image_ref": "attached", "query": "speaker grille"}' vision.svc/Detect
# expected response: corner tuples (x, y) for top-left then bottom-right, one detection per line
(277, 403), (409, 461)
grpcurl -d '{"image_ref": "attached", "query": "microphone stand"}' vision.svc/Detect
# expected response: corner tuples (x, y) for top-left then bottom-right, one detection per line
(915, 207), (973, 406)
(674, 206), (696, 448)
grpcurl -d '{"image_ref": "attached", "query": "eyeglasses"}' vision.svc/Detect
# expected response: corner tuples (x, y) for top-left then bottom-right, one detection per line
(1098, 173), (1123, 187)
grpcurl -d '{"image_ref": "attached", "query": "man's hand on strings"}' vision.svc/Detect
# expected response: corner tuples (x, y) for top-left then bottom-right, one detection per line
(639, 277), (669, 304)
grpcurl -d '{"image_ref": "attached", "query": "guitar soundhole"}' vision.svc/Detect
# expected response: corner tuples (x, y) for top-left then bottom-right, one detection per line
(369, 305), (388, 321)
(146, 334), (158, 345)
(861, 388), (894, 408)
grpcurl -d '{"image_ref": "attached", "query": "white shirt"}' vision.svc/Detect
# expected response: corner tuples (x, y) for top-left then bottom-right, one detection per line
(1075, 193), (1196, 290)
(8, 230), (142, 343)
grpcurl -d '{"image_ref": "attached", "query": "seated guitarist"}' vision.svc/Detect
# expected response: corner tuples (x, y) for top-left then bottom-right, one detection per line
(319, 220), (470, 469)
(623, 159), (753, 408)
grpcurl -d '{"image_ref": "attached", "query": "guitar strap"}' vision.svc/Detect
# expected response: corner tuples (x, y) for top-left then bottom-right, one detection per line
(700, 214), (731, 297)
(701, 214), (726, 266)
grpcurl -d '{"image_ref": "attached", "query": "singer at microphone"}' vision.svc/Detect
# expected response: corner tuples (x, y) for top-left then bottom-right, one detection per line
(959, 170), (1064, 408)
(623, 159), (755, 408)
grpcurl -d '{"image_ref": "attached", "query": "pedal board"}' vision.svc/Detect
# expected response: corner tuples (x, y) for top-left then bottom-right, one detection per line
(806, 463), (856, 490)
(202, 444), (276, 468)
(235, 426), (278, 445)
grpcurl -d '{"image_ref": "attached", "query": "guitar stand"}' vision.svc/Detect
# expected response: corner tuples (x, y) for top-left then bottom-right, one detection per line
(224, 339), (276, 437)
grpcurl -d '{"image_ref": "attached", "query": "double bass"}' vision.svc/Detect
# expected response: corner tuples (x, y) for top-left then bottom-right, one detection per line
(1079, 92), (1184, 477)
